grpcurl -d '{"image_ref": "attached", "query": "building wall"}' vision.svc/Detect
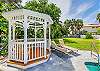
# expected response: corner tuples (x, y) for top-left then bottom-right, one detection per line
(83, 26), (97, 33)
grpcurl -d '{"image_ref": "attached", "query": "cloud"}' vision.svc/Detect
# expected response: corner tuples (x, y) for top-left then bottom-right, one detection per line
(71, 0), (96, 18)
(21, 0), (99, 23)
(49, 0), (72, 21)
(84, 9), (99, 24)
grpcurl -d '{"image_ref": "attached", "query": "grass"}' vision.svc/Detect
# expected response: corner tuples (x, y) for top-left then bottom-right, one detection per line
(63, 38), (100, 53)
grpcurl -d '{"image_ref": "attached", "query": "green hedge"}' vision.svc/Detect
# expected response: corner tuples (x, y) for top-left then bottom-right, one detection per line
(85, 32), (93, 39)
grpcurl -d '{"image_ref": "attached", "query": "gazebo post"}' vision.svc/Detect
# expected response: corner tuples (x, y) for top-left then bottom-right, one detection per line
(8, 21), (11, 60)
(35, 23), (36, 58)
(44, 21), (47, 58)
(49, 24), (51, 49)
(23, 16), (28, 64)
(12, 23), (15, 60)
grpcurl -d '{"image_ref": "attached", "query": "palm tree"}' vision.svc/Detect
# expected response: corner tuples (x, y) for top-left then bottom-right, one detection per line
(70, 19), (75, 36)
(97, 13), (100, 23)
(76, 19), (83, 37)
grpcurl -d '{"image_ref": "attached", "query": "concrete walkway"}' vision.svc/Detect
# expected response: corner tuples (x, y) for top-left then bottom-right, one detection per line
(0, 50), (75, 71)
(0, 50), (97, 71)
(71, 50), (97, 71)
(26, 50), (75, 71)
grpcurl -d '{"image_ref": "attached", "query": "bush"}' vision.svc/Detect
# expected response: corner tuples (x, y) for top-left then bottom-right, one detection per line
(97, 28), (100, 35)
(85, 32), (93, 39)
(80, 30), (87, 35)
(63, 38), (76, 43)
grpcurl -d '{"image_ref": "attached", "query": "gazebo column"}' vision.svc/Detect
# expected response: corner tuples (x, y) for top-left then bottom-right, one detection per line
(44, 22), (47, 58)
(12, 23), (15, 60)
(49, 24), (51, 49)
(8, 21), (11, 60)
(23, 17), (28, 64)
(35, 23), (36, 58)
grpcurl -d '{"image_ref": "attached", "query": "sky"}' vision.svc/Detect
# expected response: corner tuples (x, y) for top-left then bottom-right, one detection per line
(22, 0), (100, 24)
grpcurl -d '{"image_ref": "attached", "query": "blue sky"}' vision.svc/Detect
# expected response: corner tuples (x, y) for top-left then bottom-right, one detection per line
(23, 0), (100, 24)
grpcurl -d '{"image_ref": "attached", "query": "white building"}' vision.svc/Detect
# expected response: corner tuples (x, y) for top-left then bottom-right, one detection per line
(83, 24), (100, 34)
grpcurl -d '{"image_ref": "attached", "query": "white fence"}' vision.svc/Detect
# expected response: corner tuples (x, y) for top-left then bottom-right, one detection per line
(10, 41), (45, 62)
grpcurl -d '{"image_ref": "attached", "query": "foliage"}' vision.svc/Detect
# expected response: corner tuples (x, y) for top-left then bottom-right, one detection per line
(51, 23), (63, 39)
(97, 13), (100, 23)
(80, 30), (87, 35)
(63, 38), (76, 44)
(0, 2), (8, 56)
(97, 28), (100, 35)
(64, 19), (83, 37)
(36, 29), (44, 38)
(1, 0), (22, 9)
(24, 0), (61, 23)
(63, 19), (70, 36)
(24, 0), (62, 39)
(85, 32), (93, 39)
(15, 26), (24, 39)
(0, 1), (21, 56)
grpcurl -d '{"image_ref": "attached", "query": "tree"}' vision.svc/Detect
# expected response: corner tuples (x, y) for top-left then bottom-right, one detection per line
(0, 2), (8, 56)
(85, 32), (93, 39)
(97, 13), (100, 23)
(1, 0), (22, 9)
(51, 23), (63, 39)
(0, 1), (21, 56)
(63, 19), (70, 36)
(63, 19), (83, 37)
(24, 0), (61, 23)
(24, 0), (61, 39)
(76, 19), (83, 37)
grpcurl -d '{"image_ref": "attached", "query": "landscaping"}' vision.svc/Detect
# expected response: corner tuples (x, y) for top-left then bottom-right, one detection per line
(0, 0), (100, 71)
(64, 38), (100, 52)
(54, 38), (100, 53)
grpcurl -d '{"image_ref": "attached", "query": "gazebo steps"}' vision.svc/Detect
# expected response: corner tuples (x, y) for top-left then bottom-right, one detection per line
(7, 55), (50, 69)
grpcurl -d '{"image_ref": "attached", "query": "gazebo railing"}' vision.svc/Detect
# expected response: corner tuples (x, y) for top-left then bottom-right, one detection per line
(10, 42), (24, 62)
(27, 41), (45, 61)
(10, 41), (47, 62)
(15, 38), (44, 42)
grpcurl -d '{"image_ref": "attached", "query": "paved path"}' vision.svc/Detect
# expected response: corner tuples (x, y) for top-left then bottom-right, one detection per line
(71, 50), (97, 71)
(0, 50), (75, 71)
(26, 50), (75, 71)
(1, 50), (96, 71)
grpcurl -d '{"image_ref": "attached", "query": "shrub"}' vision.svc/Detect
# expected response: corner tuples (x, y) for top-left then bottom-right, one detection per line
(85, 32), (93, 39)
(80, 30), (87, 35)
(63, 38), (76, 43)
(97, 28), (100, 35)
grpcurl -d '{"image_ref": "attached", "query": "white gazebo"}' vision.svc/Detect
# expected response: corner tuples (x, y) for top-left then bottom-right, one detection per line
(2, 9), (53, 69)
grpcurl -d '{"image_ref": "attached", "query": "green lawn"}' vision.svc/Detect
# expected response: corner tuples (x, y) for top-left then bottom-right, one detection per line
(63, 38), (100, 53)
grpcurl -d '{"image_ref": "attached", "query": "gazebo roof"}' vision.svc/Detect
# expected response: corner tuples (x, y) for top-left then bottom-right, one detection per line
(2, 9), (53, 24)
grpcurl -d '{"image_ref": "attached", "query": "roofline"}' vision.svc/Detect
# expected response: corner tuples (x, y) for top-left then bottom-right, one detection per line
(2, 9), (53, 24)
